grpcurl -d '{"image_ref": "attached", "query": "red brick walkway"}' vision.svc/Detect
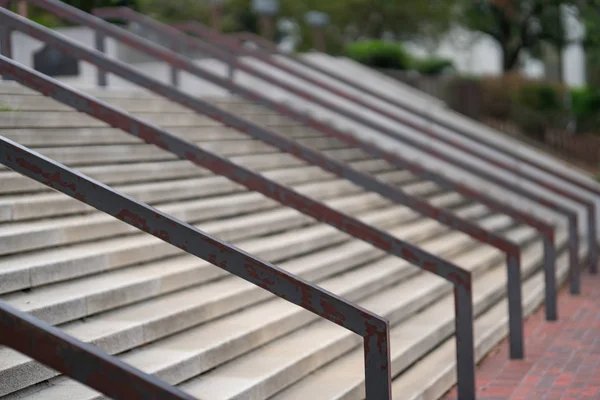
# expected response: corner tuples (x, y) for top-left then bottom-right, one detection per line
(444, 271), (600, 400)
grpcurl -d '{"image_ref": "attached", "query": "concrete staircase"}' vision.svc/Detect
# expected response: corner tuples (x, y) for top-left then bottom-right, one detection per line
(0, 83), (582, 399)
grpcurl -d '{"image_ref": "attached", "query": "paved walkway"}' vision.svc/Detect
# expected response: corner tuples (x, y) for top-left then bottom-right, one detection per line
(444, 271), (600, 400)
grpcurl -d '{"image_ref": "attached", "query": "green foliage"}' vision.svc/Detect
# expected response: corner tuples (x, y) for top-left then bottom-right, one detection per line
(343, 40), (413, 70)
(138, 0), (207, 23)
(515, 82), (563, 113)
(571, 87), (600, 133)
(571, 87), (600, 119)
(28, 10), (63, 28)
(511, 107), (548, 140)
(413, 57), (454, 76)
(61, 0), (138, 14)
(343, 39), (454, 75)
(0, 103), (15, 112)
(23, 0), (138, 28)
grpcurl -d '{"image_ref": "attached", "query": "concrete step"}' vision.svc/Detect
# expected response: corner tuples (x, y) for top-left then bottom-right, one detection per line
(0, 93), (192, 113)
(0, 153), (398, 222)
(0, 136), (342, 169)
(0, 202), (505, 398)
(0, 92), (268, 115)
(0, 170), (425, 257)
(0, 124), (316, 148)
(268, 230), (570, 400)
(175, 226), (545, 400)
(0, 190), (395, 320)
(0, 171), (431, 295)
(0, 110), (293, 129)
(388, 246), (581, 400)
(0, 147), (372, 195)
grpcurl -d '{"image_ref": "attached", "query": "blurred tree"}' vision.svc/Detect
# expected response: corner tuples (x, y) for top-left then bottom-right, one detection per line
(579, 0), (600, 86)
(61, 0), (139, 13)
(459, 0), (545, 72)
(536, 1), (571, 82)
(136, 0), (457, 53)
(276, 0), (457, 51)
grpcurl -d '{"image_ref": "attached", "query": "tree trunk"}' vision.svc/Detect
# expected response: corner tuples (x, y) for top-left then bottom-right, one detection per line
(502, 46), (520, 72)
(557, 46), (564, 84)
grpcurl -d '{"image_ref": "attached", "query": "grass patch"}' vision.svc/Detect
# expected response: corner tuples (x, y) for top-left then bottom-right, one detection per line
(0, 103), (15, 112)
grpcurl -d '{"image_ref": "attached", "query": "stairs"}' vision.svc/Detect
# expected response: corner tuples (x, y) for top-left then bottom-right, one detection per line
(0, 83), (583, 399)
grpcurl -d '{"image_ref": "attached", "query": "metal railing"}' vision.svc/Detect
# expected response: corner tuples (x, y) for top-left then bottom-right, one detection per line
(0, 130), (392, 399)
(88, 7), (588, 301)
(0, 1), (528, 364)
(0, 47), (473, 400)
(0, 300), (200, 400)
(228, 30), (600, 207)
(165, 17), (597, 280)
(166, 19), (568, 320)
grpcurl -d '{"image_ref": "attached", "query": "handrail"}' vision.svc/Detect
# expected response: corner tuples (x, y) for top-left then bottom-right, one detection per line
(0, 301), (199, 400)
(168, 19), (565, 320)
(0, 51), (474, 399)
(0, 58), (394, 399)
(160, 17), (598, 280)
(229, 31), (600, 204)
(0, 2), (523, 366)
(87, 7), (586, 299)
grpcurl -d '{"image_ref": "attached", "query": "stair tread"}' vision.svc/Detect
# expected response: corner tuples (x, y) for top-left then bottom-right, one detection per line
(0, 200), (491, 397)
(0, 222), (551, 400)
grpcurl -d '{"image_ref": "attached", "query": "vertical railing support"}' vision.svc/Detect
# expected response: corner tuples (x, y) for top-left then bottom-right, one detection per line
(364, 320), (392, 399)
(0, 24), (11, 58)
(569, 216), (581, 294)
(507, 251), (524, 359)
(94, 30), (107, 87)
(543, 232), (558, 321)
(588, 205), (598, 274)
(0, 18), (12, 82)
(454, 281), (475, 400)
(170, 40), (179, 87)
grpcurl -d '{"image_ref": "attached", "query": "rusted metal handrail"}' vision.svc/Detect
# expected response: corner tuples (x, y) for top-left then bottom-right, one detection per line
(88, 7), (588, 299)
(0, 301), (198, 400)
(162, 17), (597, 280)
(169, 19), (566, 320)
(0, 50), (474, 399)
(0, 2), (527, 364)
(229, 31), (600, 206)
(0, 61), (396, 399)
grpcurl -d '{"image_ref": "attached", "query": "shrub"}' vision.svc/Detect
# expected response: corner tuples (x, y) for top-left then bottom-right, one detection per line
(511, 107), (548, 140)
(571, 87), (600, 133)
(515, 82), (564, 114)
(29, 13), (63, 28)
(343, 40), (412, 70)
(413, 57), (454, 76)
(479, 75), (518, 119)
(445, 76), (483, 120)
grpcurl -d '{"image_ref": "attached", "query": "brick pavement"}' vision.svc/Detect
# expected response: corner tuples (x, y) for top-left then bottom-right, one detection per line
(443, 271), (600, 400)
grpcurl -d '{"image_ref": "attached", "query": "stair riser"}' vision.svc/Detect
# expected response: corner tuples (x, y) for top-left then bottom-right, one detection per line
(0, 125), (317, 147)
(0, 111), (294, 128)
(0, 136), (341, 170)
(0, 155), (400, 222)
(0, 148), (374, 196)
(0, 203), (488, 398)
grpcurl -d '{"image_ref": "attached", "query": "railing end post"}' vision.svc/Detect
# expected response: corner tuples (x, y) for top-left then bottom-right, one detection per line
(507, 251), (524, 360)
(94, 31), (107, 87)
(542, 232), (558, 321)
(568, 215), (581, 295)
(363, 317), (392, 400)
(454, 277), (476, 400)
